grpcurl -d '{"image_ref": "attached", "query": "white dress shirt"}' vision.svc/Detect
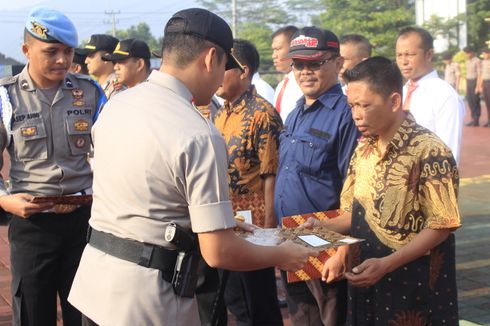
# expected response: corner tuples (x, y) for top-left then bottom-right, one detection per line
(404, 70), (464, 163)
(252, 72), (275, 104)
(273, 70), (303, 123)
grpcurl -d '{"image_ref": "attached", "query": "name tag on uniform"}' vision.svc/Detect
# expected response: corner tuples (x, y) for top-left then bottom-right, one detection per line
(308, 128), (331, 140)
(21, 126), (37, 137)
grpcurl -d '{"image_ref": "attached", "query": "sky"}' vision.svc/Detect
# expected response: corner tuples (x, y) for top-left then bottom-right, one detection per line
(0, 0), (200, 63)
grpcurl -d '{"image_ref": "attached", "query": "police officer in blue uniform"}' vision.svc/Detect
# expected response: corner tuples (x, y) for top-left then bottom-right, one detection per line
(0, 7), (105, 325)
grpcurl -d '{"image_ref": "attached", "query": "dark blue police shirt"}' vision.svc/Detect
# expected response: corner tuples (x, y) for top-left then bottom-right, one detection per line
(274, 83), (359, 224)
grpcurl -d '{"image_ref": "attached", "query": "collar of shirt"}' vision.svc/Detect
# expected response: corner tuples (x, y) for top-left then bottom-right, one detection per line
(405, 69), (437, 88)
(364, 113), (416, 162)
(223, 85), (257, 114)
(296, 83), (343, 113)
(147, 70), (193, 104)
(102, 72), (118, 91)
(18, 64), (81, 92)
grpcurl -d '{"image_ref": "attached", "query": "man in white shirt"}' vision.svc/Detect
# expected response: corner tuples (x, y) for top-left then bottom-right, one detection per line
(252, 72), (275, 104)
(396, 27), (464, 163)
(271, 26), (303, 122)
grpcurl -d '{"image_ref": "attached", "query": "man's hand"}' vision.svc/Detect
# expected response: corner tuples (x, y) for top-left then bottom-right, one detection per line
(234, 220), (259, 232)
(276, 240), (319, 271)
(0, 193), (54, 218)
(300, 217), (323, 229)
(322, 246), (348, 283)
(344, 257), (390, 288)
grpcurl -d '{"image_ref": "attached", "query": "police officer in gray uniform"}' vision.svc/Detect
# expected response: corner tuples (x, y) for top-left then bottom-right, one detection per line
(0, 7), (106, 326)
(68, 8), (316, 326)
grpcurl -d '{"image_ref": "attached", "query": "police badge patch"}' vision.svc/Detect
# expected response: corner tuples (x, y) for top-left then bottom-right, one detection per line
(75, 137), (86, 148)
(74, 119), (89, 132)
(31, 21), (48, 39)
(72, 89), (86, 107)
(21, 126), (38, 137)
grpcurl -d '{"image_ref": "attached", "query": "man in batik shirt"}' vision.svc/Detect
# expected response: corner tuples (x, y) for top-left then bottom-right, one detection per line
(215, 39), (284, 326)
(308, 57), (460, 325)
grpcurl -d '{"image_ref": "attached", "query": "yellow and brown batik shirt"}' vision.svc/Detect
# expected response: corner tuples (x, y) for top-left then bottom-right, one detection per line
(340, 114), (461, 251)
(214, 86), (283, 194)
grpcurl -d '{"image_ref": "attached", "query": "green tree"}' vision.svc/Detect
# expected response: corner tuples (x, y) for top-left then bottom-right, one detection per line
(110, 23), (160, 54)
(237, 23), (274, 71)
(198, 0), (291, 81)
(314, 0), (415, 59)
(285, 0), (323, 26)
(198, 0), (293, 29)
(422, 14), (462, 49)
(466, 0), (490, 50)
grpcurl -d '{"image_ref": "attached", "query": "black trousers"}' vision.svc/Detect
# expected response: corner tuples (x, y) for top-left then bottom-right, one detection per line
(224, 268), (283, 326)
(281, 271), (347, 326)
(195, 261), (227, 326)
(9, 206), (90, 326)
(466, 79), (481, 123)
(482, 80), (490, 124)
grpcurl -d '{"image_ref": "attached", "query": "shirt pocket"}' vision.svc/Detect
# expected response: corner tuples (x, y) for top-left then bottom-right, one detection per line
(66, 116), (92, 155)
(12, 118), (48, 161)
(294, 133), (330, 176)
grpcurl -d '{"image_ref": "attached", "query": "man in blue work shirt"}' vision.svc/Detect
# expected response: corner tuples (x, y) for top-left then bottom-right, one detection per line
(274, 27), (359, 326)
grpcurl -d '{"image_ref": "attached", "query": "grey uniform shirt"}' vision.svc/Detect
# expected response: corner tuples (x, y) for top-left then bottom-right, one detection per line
(0, 66), (102, 196)
(69, 71), (236, 325)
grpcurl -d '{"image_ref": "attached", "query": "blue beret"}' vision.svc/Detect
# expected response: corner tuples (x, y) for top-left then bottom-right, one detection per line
(25, 7), (78, 48)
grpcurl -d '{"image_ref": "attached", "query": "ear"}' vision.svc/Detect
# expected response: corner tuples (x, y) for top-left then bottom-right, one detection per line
(239, 65), (250, 80)
(425, 48), (434, 62)
(136, 58), (145, 72)
(22, 43), (30, 59)
(203, 47), (217, 73)
(335, 56), (345, 74)
(390, 92), (403, 112)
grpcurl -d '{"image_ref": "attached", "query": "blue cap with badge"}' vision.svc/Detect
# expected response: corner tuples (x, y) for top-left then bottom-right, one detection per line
(25, 7), (78, 48)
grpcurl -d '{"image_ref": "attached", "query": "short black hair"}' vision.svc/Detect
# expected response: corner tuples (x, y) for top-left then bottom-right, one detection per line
(143, 58), (151, 72)
(397, 27), (433, 52)
(232, 39), (259, 77)
(343, 56), (402, 98)
(340, 34), (372, 57)
(161, 19), (225, 68)
(272, 25), (299, 42)
(463, 46), (475, 53)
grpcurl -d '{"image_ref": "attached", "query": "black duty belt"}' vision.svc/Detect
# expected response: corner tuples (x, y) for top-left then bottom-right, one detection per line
(87, 227), (177, 282)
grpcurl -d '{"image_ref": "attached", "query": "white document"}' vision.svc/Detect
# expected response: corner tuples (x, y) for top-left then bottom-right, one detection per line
(298, 235), (330, 247)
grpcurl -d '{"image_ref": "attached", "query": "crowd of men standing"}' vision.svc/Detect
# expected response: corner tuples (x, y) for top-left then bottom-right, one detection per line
(0, 4), (486, 326)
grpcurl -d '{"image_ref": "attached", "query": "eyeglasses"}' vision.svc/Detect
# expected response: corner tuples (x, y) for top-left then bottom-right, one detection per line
(291, 56), (338, 71)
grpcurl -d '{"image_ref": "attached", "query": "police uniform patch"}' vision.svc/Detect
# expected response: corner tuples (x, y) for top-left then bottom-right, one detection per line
(21, 126), (37, 137)
(30, 21), (48, 39)
(74, 119), (89, 132)
(72, 88), (85, 106)
(72, 89), (83, 99)
(75, 137), (86, 148)
(73, 100), (86, 107)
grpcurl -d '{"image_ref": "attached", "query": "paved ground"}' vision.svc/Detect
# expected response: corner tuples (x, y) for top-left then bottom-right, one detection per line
(0, 104), (489, 325)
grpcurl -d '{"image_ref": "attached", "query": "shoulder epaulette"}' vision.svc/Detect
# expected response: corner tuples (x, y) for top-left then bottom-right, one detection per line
(0, 75), (18, 87)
